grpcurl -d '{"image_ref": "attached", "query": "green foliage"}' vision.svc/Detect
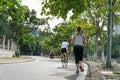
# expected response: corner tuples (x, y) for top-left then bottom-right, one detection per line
(112, 34), (120, 58)
(0, 20), (13, 38)
(15, 51), (21, 57)
(41, 0), (88, 19)
(20, 33), (37, 51)
(0, 0), (46, 41)
(113, 71), (120, 75)
(0, 0), (27, 38)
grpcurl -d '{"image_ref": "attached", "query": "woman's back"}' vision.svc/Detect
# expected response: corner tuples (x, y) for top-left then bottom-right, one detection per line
(74, 33), (83, 45)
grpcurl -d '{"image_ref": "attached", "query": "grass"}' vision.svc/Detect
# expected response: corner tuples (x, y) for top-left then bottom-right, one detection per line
(113, 71), (120, 74)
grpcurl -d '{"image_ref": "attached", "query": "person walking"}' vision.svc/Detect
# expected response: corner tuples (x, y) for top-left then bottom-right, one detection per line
(71, 26), (86, 73)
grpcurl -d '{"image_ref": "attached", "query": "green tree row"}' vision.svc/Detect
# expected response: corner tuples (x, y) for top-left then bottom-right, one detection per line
(40, 0), (120, 68)
(0, 0), (48, 55)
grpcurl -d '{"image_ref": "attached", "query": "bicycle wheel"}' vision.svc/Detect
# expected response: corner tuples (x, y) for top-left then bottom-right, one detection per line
(62, 55), (68, 68)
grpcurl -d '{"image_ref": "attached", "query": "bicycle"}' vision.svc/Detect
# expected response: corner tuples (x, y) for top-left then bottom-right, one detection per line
(61, 53), (68, 68)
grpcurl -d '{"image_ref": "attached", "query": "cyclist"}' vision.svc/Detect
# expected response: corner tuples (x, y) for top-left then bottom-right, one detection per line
(49, 50), (55, 59)
(61, 39), (69, 61)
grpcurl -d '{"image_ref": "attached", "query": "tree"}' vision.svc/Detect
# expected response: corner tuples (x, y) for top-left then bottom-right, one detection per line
(19, 33), (37, 55)
(41, 0), (89, 19)
(41, 0), (120, 63)
(112, 34), (120, 58)
(41, 0), (107, 60)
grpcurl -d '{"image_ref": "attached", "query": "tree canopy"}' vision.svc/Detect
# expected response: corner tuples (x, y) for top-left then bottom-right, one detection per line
(41, 0), (89, 19)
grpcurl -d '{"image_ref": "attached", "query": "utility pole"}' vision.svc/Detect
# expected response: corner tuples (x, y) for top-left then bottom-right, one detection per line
(106, 0), (113, 68)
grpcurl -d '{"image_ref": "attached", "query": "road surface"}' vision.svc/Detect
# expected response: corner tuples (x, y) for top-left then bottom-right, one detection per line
(0, 56), (88, 80)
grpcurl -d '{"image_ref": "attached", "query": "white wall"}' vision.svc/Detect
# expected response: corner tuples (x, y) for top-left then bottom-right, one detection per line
(0, 39), (17, 58)
(0, 49), (15, 58)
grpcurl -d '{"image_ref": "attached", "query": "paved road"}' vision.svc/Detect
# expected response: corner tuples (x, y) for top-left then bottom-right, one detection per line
(0, 56), (88, 80)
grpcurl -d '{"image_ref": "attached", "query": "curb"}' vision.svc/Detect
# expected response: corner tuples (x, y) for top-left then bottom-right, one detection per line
(85, 61), (106, 80)
(0, 57), (36, 64)
(84, 62), (92, 80)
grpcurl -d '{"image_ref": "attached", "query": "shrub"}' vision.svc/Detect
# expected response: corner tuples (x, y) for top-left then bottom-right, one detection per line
(15, 51), (21, 57)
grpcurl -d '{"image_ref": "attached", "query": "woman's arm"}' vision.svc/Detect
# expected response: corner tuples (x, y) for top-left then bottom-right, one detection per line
(71, 35), (75, 44)
(82, 35), (86, 44)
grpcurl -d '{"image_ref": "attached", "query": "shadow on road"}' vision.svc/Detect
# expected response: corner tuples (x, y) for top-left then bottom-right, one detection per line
(65, 73), (79, 80)
(50, 71), (79, 80)
(39, 57), (79, 80)
(49, 66), (78, 80)
(57, 66), (75, 72)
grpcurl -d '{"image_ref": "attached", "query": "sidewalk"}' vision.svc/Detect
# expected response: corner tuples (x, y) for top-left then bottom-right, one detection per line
(85, 60), (120, 80)
(85, 61), (106, 80)
(0, 56), (35, 64)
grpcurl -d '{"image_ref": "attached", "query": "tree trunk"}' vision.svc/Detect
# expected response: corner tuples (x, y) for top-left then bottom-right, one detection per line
(101, 43), (105, 63)
(106, 0), (113, 68)
(31, 52), (33, 55)
(94, 33), (98, 60)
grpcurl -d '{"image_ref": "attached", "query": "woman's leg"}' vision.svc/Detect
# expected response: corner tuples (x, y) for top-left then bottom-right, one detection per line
(74, 46), (79, 73)
(78, 46), (84, 72)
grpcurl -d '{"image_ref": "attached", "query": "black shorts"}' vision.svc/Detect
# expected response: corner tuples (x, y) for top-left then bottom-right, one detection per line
(73, 45), (84, 64)
(61, 48), (67, 54)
